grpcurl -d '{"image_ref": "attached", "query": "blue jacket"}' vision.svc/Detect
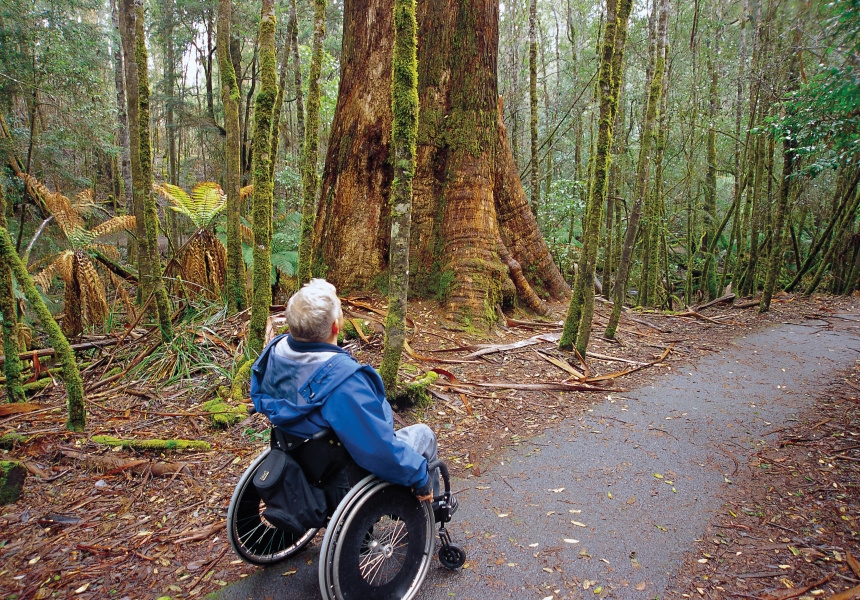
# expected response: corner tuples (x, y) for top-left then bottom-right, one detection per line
(250, 334), (429, 490)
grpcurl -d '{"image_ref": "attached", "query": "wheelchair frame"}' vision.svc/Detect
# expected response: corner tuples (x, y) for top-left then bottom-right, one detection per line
(226, 427), (465, 600)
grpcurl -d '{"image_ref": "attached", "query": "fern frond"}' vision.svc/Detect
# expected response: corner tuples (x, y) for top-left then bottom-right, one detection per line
(34, 261), (59, 291)
(156, 183), (194, 219)
(240, 224), (254, 243)
(76, 251), (108, 328)
(90, 215), (136, 239)
(91, 244), (121, 262)
(20, 174), (84, 235)
(189, 182), (226, 228)
(240, 185), (253, 201)
(72, 189), (98, 218)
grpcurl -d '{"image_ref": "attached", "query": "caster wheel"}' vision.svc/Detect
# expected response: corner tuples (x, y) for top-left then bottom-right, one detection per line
(438, 544), (466, 569)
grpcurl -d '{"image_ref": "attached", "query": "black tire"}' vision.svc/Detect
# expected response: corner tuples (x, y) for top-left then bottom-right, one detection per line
(319, 478), (433, 600)
(438, 544), (466, 569)
(227, 449), (318, 565)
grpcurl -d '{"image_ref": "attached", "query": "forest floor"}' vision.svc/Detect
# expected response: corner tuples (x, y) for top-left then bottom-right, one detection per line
(0, 292), (858, 599)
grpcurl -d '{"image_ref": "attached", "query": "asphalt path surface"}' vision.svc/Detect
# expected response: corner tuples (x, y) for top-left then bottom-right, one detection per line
(213, 317), (860, 599)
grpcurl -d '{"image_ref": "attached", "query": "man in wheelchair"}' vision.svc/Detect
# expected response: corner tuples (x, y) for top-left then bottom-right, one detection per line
(250, 278), (457, 516)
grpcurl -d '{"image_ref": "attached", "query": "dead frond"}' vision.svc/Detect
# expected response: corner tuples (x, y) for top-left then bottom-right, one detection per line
(21, 174), (83, 235)
(90, 215), (136, 239)
(240, 185), (253, 201)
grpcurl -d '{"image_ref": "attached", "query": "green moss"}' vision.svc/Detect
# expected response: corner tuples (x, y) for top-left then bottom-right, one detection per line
(0, 460), (25, 504)
(341, 319), (373, 340)
(22, 378), (52, 394)
(202, 397), (245, 428)
(390, 371), (438, 411)
(0, 433), (26, 448)
(231, 359), (252, 404)
(91, 436), (212, 452)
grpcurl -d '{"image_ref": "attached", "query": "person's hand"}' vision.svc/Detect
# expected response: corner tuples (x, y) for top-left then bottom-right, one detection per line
(413, 479), (433, 503)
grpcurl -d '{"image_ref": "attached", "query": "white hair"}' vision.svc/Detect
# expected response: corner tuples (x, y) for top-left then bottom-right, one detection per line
(286, 279), (342, 342)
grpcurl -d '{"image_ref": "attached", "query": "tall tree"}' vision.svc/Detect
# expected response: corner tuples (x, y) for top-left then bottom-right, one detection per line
(134, 0), (173, 342)
(313, 0), (567, 326)
(529, 0), (539, 216)
(560, 0), (633, 353)
(605, 0), (668, 338)
(296, 0), (327, 286)
(248, 0), (277, 357)
(217, 0), (247, 313)
(379, 0), (419, 398)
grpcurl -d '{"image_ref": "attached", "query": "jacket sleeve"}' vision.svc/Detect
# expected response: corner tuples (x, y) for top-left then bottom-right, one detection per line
(321, 369), (429, 490)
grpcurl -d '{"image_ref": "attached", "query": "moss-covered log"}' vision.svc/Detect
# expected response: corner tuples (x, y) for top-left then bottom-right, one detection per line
(91, 436), (212, 452)
(0, 460), (25, 504)
(0, 228), (86, 430)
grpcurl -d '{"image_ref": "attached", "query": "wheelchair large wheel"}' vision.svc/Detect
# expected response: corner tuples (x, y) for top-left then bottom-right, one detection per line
(227, 449), (318, 565)
(319, 476), (434, 600)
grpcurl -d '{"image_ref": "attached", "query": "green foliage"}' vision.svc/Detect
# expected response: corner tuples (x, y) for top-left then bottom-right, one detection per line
(770, 0), (860, 175)
(157, 182), (226, 230)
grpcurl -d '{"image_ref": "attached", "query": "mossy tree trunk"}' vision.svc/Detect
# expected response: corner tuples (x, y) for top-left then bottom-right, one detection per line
(289, 0), (305, 155)
(295, 0), (326, 287)
(0, 185), (24, 403)
(0, 227), (85, 430)
(313, 0), (568, 327)
(701, 41), (720, 301)
(135, 1), (173, 342)
(605, 0), (668, 338)
(380, 0), (418, 399)
(560, 0), (632, 353)
(118, 0), (150, 303)
(528, 0), (539, 217)
(217, 0), (248, 314)
(248, 0), (277, 357)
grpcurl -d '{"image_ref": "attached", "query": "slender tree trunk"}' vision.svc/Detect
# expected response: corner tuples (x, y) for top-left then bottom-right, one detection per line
(118, 0), (151, 305)
(296, 0), (327, 286)
(110, 0), (133, 223)
(643, 54), (670, 306)
(218, 0), (247, 313)
(0, 227), (84, 429)
(560, 0), (632, 353)
(0, 185), (24, 403)
(248, 0), (278, 357)
(701, 42), (719, 300)
(805, 183), (860, 296)
(380, 0), (418, 399)
(134, 1), (173, 342)
(760, 32), (800, 312)
(605, 0), (667, 338)
(528, 0), (539, 216)
(290, 0), (305, 152)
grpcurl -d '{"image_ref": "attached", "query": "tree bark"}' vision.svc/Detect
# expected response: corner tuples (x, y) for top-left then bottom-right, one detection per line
(118, 0), (150, 305)
(528, 0), (539, 216)
(217, 0), (247, 313)
(560, 0), (632, 353)
(110, 0), (133, 225)
(313, 0), (567, 326)
(296, 0), (327, 286)
(248, 0), (278, 356)
(605, 0), (668, 338)
(134, 1), (173, 342)
(0, 185), (24, 403)
(380, 0), (418, 398)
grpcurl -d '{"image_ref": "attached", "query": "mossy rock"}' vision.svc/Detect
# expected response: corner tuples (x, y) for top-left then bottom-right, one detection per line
(202, 397), (245, 429)
(91, 436), (212, 452)
(342, 319), (374, 341)
(230, 360), (252, 404)
(0, 460), (26, 504)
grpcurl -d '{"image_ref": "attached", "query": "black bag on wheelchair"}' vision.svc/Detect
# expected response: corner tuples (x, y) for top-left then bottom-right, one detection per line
(252, 448), (328, 534)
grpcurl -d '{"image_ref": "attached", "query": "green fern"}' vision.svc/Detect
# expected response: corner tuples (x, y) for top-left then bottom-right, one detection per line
(156, 182), (226, 230)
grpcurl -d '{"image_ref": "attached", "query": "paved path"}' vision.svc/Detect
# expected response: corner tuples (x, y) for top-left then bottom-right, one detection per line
(213, 317), (860, 599)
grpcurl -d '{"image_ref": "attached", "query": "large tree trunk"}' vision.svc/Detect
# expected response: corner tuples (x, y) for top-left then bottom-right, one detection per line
(0, 185), (24, 403)
(313, 0), (567, 326)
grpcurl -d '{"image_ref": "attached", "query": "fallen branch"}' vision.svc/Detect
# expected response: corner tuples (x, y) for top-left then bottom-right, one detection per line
(732, 298), (762, 309)
(170, 520), (225, 544)
(693, 293), (735, 311)
(473, 382), (619, 392)
(0, 338), (121, 366)
(60, 449), (192, 478)
(90, 436), (212, 452)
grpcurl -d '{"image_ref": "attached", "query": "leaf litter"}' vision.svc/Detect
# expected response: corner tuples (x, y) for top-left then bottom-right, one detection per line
(0, 294), (857, 598)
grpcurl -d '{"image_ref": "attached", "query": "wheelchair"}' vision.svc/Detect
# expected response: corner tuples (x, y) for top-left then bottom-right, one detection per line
(226, 423), (466, 600)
